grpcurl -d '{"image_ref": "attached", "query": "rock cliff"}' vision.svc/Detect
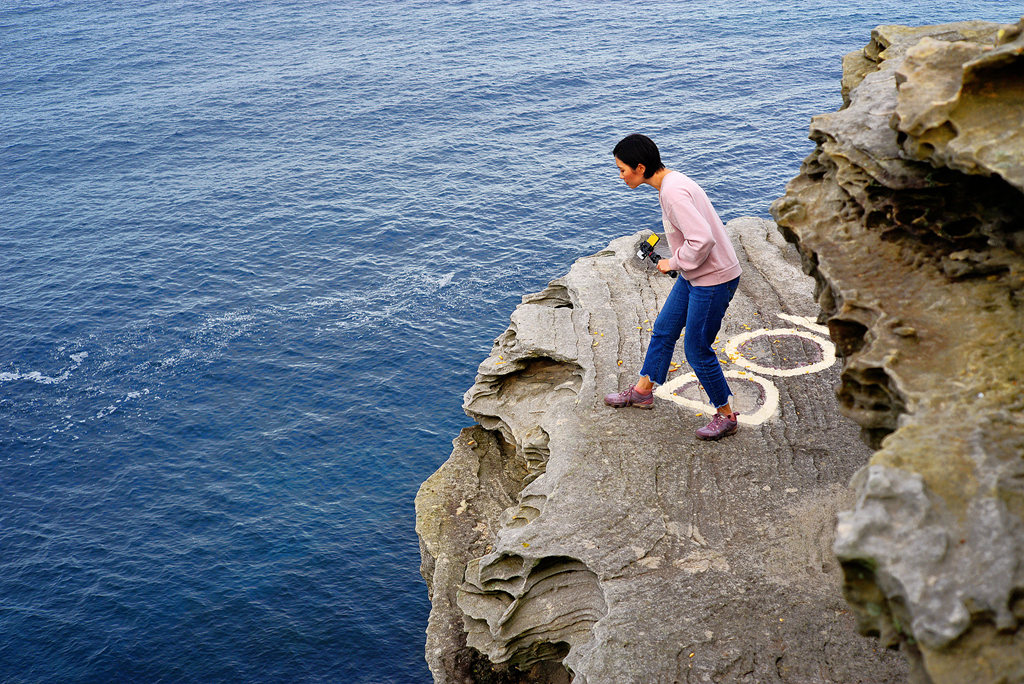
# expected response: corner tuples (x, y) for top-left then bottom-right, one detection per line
(417, 218), (906, 682)
(771, 19), (1024, 684)
(417, 19), (1023, 683)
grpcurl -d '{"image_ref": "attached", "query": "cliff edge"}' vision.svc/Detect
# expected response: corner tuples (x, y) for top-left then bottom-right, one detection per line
(417, 217), (906, 682)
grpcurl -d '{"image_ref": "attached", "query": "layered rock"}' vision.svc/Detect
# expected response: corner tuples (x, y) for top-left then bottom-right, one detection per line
(771, 19), (1024, 683)
(417, 218), (907, 682)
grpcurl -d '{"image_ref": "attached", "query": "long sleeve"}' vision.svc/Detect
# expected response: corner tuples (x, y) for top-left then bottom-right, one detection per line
(663, 188), (716, 272)
(658, 171), (741, 287)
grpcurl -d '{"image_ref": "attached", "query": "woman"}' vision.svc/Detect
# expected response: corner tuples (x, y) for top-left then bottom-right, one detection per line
(604, 134), (742, 441)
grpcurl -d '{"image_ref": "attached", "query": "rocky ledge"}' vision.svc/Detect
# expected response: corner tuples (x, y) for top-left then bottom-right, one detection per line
(771, 19), (1024, 684)
(417, 217), (906, 683)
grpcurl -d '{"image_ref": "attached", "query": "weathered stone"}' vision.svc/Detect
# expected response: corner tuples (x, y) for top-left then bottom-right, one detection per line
(772, 19), (1024, 684)
(841, 21), (1002, 105)
(416, 218), (907, 682)
(893, 30), (1024, 191)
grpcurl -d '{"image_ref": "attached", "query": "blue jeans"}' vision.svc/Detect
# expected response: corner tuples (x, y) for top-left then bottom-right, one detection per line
(640, 276), (740, 408)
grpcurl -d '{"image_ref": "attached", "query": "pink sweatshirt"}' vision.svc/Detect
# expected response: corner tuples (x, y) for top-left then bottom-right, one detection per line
(658, 171), (742, 286)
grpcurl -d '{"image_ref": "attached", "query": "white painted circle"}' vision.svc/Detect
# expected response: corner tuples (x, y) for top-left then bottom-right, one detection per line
(655, 370), (780, 425)
(777, 313), (830, 337)
(724, 328), (836, 377)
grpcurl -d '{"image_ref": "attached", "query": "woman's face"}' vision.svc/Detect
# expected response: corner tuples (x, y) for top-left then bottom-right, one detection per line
(615, 157), (646, 189)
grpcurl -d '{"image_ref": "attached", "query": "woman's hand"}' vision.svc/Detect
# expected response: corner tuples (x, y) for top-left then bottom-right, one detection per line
(657, 259), (672, 274)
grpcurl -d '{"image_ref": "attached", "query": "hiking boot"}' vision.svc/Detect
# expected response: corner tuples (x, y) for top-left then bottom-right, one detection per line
(604, 385), (654, 409)
(696, 412), (739, 440)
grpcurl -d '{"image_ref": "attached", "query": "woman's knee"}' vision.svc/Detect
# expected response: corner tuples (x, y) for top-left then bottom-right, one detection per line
(650, 322), (680, 349)
(684, 336), (716, 369)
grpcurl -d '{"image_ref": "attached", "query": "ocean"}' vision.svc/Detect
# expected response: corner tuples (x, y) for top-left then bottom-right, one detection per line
(1, 1), (1013, 681)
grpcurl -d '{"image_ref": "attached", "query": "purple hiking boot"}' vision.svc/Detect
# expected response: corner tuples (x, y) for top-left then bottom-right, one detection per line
(604, 385), (654, 409)
(695, 412), (739, 440)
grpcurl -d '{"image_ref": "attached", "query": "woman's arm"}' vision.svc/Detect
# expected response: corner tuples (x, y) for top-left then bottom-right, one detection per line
(664, 189), (716, 272)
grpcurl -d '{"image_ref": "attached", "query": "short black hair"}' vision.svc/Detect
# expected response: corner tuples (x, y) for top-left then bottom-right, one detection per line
(613, 134), (665, 178)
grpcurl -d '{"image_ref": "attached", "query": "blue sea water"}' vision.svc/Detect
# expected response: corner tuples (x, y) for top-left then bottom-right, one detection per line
(0, 1), (1014, 681)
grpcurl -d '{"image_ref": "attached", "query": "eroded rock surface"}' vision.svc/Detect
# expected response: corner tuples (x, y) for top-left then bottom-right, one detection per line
(416, 218), (907, 682)
(771, 20), (1024, 684)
